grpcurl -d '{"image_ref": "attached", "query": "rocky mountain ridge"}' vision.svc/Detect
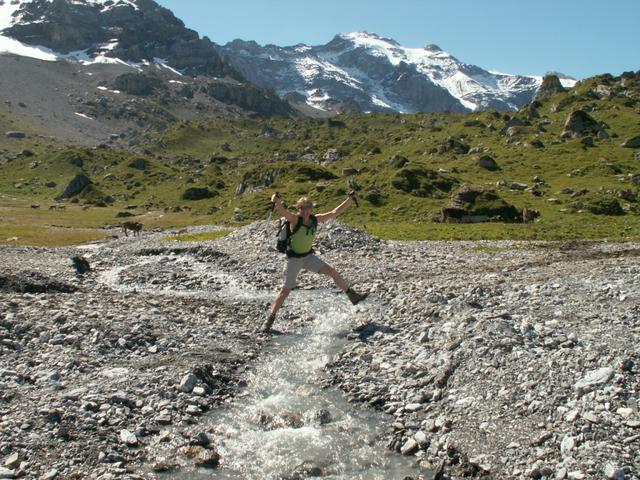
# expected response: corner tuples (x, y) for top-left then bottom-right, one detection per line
(2, 1), (577, 117)
(220, 32), (565, 114)
(0, 0), (294, 143)
(1, 0), (232, 77)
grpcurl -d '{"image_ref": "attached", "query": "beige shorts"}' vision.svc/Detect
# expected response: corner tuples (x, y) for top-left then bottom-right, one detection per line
(283, 254), (327, 289)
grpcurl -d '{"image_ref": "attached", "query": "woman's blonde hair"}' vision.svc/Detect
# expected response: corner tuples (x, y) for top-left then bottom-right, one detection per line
(295, 197), (313, 209)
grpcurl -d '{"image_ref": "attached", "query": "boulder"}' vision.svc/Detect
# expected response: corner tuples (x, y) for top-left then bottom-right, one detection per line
(389, 154), (409, 168)
(561, 110), (606, 138)
(391, 167), (457, 197)
(71, 256), (90, 274)
(59, 173), (92, 198)
(129, 158), (147, 170)
(439, 136), (470, 154)
(114, 73), (165, 96)
(235, 168), (280, 195)
(620, 135), (640, 148)
(478, 155), (500, 171)
(522, 208), (541, 223)
(69, 156), (84, 168)
(323, 148), (342, 162)
(182, 187), (216, 201)
(6, 131), (26, 139)
(499, 117), (529, 136)
(534, 74), (565, 100)
(441, 184), (520, 222)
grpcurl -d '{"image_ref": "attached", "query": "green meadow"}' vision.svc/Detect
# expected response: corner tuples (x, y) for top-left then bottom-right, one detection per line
(1, 73), (639, 246)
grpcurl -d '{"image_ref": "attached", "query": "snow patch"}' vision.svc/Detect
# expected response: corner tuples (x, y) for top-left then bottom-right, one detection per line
(0, 35), (57, 60)
(560, 78), (578, 88)
(0, 0), (22, 30)
(74, 112), (94, 120)
(97, 86), (121, 94)
(154, 57), (182, 76)
(68, 0), (139, 12)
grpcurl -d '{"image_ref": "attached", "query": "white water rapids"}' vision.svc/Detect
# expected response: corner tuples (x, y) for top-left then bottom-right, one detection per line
(100, 252), (422, 479)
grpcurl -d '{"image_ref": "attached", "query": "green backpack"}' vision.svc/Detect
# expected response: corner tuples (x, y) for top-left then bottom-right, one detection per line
(275, 216), (317, 253)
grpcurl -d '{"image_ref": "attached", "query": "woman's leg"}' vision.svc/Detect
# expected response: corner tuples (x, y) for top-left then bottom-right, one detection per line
(318, 265), (348, 292)
(271, 287), (291, 316)
(262, 258), (301, 332)
(261, 287), (291, 332)
(318, 262), (368, 305)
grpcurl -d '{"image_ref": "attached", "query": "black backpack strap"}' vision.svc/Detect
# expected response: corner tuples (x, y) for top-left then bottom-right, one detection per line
(291, 215), (318, 236)
(290, 216), (304, 235)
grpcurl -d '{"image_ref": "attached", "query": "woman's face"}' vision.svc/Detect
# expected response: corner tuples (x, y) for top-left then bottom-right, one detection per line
(297, 204), (312, 219)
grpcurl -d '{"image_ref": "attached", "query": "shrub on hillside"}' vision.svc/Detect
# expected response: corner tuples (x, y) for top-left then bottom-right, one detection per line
(364, 186), (387, 206)
(391, 167), (457, 198)
(575, 194), (625, 215)
(448, 184), (521, 222)
(293, 165), (337, 181)
(114, 73), (165, 96)
(182, 187), (217, 201)
(389, 155), (409, 169)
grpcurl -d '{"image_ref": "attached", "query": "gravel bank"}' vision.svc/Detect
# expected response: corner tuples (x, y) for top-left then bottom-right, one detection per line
(1, 222), (638, 479)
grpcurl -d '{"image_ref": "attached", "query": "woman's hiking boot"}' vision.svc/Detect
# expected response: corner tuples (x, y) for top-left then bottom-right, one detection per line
(260, 312), (276, 333)
(346, 288), (368, 305)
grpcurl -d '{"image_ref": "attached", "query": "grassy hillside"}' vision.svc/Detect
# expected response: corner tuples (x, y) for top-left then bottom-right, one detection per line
(1, 72), (639, 245)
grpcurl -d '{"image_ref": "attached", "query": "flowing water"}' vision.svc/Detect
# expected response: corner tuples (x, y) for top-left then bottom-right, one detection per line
(101, 253), (422, 479)
(170, 294), (421, 479)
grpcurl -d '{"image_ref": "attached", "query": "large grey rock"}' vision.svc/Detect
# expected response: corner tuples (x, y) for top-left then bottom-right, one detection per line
(59, 173), (91, 198)
(534, 74), (565, 100)
(5, 131), (26, 139)
(620, 135), (640, 148)
(0, 467), (16, 479)
(478, 155), (500, 171)
(400, 438), (419, 455)
(561, 110), (606, 138)
(575, 367), (614, 391)
(120, 429), (138, 447)
(179, 373), (198, 393)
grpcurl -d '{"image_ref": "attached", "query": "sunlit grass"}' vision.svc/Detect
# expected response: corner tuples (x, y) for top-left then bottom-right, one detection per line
(364, 215), (640, 241)
(0, 200), (224, 246)
(168, 230), (233, 242)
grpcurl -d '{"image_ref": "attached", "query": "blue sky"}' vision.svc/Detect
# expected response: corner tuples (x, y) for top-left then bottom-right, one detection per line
(155, 0), (638, 80)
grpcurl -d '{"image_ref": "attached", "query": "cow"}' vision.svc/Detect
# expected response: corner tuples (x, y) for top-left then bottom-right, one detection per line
(522, 208), (541, 223)
(121, 221), (143, 237)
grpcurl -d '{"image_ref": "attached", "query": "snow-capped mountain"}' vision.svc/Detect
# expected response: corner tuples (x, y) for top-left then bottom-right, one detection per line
(221, 32), (548, 113)
(0, 2), (576, 116)
(0, 0), (233, 77)
(0, 0), (292, 146)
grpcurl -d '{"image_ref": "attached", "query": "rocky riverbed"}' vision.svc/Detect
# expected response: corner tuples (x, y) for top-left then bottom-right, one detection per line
(0, 221), (638, 479)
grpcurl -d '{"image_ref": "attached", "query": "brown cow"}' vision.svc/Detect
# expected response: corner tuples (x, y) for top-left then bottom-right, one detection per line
(522, 208), (540, 223)
(122, 221), (143, 237)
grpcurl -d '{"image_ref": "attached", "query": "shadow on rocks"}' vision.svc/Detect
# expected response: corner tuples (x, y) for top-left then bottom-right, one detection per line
(352, 322), (398, 342)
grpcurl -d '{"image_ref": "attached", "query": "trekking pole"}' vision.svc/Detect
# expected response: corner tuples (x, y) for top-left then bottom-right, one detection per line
(350, 190), (367, 230)
(349, 190), (385, 281)
(267, 192), (279, 222)
(265, 192), (279, 245)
